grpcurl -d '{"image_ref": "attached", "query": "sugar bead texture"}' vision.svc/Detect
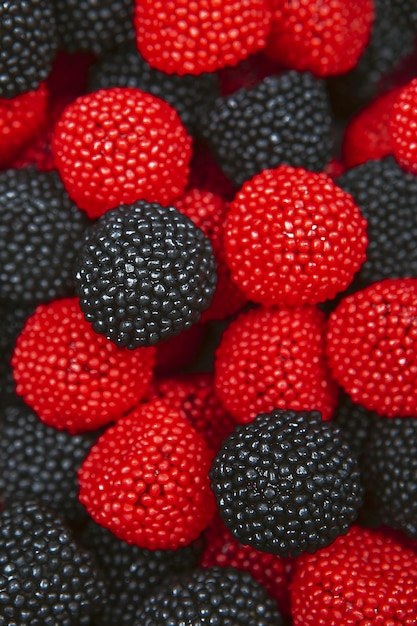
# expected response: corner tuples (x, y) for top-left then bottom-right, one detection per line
(0, 402), (100, 526)
(80, 519), (203, 626)
(75, 201), (217, 349)
(264, 0), (374, 77)
(135, 567), (284, 626)
(362, 418), (417, 540)
(224, 165), (368, 307)
(390, 78), (417, 176)
(326, 278), (417, 417)
(198, 72), (332, 188)
(337, 157), (417, 288)
(88, 43), (219, 136)
(291, 526), (417, 625)
(78, 401), (216, 550)
(333, 393), (379, 464)
(134, 0), (272, 76)
(52, 87), (192, 218)
(0, 167), (90, 306)
(53, 0), (134, 56)
(0, 500), (105, 626)
(0, 0), (57, 99)
(215, 304), (339, 423)
(210, 409), (363, 558)
(12, 298), (156, 433)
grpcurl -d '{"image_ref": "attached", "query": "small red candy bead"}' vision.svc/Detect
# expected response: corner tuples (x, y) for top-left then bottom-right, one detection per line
(12, 298), (156, 433)
(0, 83), (48, 167)
(174, 187), (247, 321)
(326, 278), (417, 417)
(201, 517), (295, 615)
(215, 305), (339, 424)
(389, 78), (417, 176)
(342, 88), (400, 169)
(78, 400), (216, 550)
(52, 87), (192, 218)
(265, 0), (374, 77)
(134, 0), (272, 76)
(224, 165), (368, 307)
(291, 526), (417, 625)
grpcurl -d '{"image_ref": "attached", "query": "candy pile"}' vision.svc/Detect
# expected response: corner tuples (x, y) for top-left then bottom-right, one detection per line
(2, 0), (417, 624)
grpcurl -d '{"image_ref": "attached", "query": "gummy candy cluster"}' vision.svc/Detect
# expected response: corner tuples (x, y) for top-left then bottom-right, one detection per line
(2, 0), (417, 624)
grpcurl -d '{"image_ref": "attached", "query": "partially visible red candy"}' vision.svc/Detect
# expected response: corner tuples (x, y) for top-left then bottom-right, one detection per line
(215, 305), (339, 423)
(52, 87), (192, 218)
(134, 0), (272, 76)
(0, 83), (48, 167)
(155, 324), (206, 376)
(390, 78), (417, 175)
(326, 278), (417, 417)
(188, 142), (237, 201)
(342, 88), (400, 169)
(218, 52), (282, 96)
(291, 526), (417, 625)
(12, 298), (156, 433)
(78, 400), (216, 549)
(201, 517), (295, 615)
(265, 0), (374, 77)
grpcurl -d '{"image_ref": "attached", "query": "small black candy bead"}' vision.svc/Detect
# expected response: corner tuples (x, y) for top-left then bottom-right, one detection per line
(75, 201), (217, 349)
(0, 168), (90, 306)
(210, 409), (363, 558)
(134, 567), (284, 626)
(198, 71), (332, 187)
(0, 0), (57, 98)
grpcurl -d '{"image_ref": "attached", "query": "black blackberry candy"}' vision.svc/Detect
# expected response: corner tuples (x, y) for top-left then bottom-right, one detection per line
(88, 43), (219, 135)
(198, 71), (332, 187)
(134, 567), (284, 626)
(0, 168), (90, 306)
(75, 201), (217, 349)
(53, 0), (134, 56)
(0, 0), (57, 99)
(0, 500), (105, 625)
(0, 402), (100, 526)
(333, 393), (379, 463)
(362, 418), (417, 539)
(81, 519), (204, 626)
(210, 409), (363, 558)
(337, 157), (417, 289)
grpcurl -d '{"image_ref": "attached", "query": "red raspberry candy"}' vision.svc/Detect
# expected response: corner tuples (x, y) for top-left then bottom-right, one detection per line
(134, 0), (272, 76)
(149, 373), (236, 451)
(201, 517), (295, 615)
(215, 305), (339, 424)
(174, 188), (247, 321)
(78, 400), (216, 550)
(265, 0), (374, 77)
(52, 87), (192, 218)
(224, 165), (368, 307)
(342, 88), (400, 169)
(12, 298), (155, 433)
(0, 83), (48, 167)
(291, 526), (417, 625)
(326, 278), (417, 417)
(389, 78), (417, 176)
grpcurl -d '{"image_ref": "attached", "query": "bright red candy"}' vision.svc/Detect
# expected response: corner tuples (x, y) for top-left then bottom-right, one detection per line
(174, 187), (247, 321)
(291, 526), (417, 625)
(390, 78), (417, 176)
(265, 0), (374, 77)
(215, 305), (339, 423)
(134, 0), (272, 76)
(0, 83), (48, 167)
(326, 278), (417, 417)
(149, 373), (236, 451)
(52, 87), (192, 218)
(224, 165), (368, 307)
(78, 400), (216, 550)
(12, 298), (156, 433)
(201, 517), (295, 615)
(342, 88), (400, 169)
